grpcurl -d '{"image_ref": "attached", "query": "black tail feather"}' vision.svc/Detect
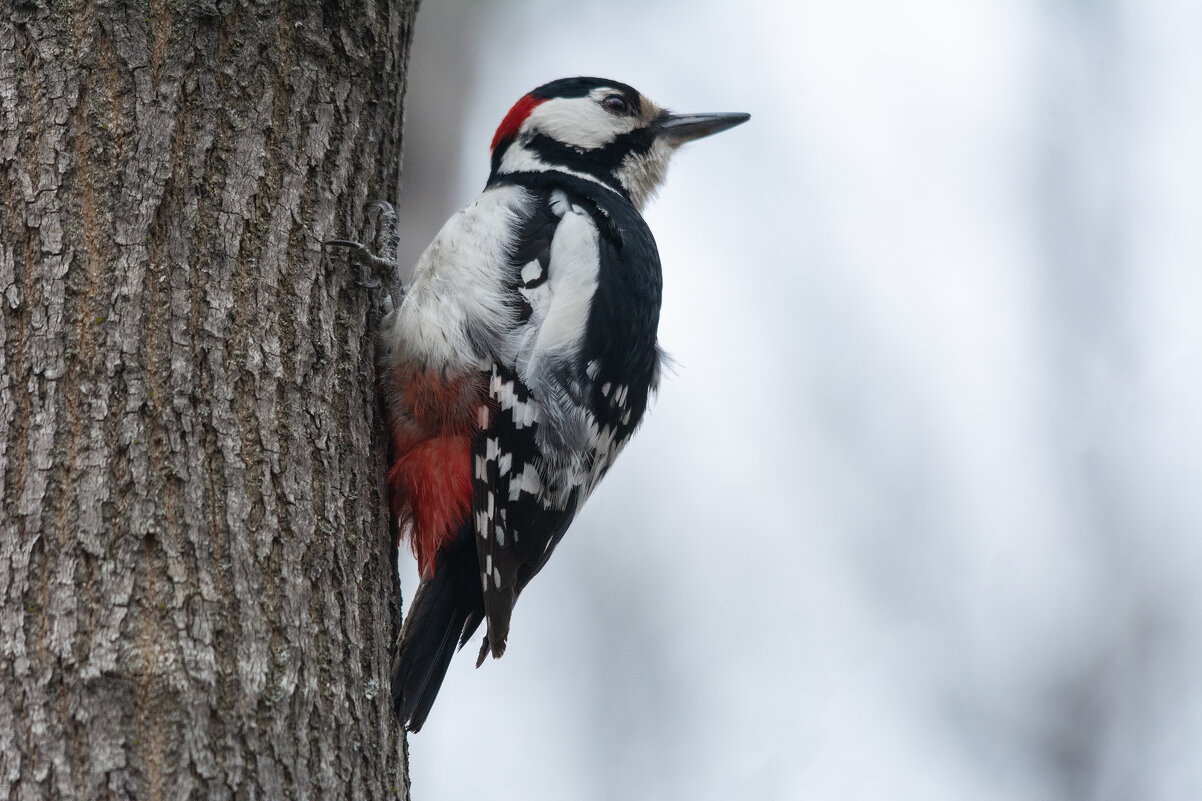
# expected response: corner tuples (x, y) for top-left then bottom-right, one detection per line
(391, 525), (483, 731)
(391, 574), (467, 731)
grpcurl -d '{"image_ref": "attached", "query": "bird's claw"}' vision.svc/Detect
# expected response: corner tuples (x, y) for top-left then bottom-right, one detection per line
(365, 201), (400, 265)
(324, 239), (396, 275)
(325, 201), (406, 312)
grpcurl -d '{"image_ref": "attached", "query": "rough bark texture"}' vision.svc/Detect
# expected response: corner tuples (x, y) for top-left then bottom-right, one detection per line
(0, 1), (417, 798)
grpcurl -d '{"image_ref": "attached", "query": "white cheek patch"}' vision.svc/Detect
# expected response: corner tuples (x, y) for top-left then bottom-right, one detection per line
(522, 95), (639, 151)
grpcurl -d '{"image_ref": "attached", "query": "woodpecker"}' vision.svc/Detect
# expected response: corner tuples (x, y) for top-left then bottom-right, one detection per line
(375, 77), (747, 731)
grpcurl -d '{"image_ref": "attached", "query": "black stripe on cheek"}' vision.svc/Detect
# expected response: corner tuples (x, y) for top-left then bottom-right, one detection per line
(524, 126), (657, 193)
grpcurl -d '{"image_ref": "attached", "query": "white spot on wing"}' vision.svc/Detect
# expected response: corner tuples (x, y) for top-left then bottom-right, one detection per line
(509, 464), (543, 501)
(521, 259), (543, 285)
(491, 373), (541, 429)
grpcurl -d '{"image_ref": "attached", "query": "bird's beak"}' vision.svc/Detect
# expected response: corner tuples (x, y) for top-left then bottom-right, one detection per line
(657, 111), (751, 145)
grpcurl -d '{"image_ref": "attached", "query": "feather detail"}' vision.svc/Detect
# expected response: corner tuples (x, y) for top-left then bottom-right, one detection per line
(383, 364), (486, 574)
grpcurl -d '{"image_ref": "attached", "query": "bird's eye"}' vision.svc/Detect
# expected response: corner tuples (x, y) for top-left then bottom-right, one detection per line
(602, 95), (631, 115)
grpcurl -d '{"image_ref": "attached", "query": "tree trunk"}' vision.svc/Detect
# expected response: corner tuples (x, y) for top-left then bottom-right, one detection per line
(0, 1), (417, 798)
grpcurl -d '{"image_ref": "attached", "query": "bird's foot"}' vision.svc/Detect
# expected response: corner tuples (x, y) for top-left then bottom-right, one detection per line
(325, 201), (405, 313)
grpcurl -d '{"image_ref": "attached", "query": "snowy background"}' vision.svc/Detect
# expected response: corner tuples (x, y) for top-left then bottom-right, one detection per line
(391, 2), (1202, 799)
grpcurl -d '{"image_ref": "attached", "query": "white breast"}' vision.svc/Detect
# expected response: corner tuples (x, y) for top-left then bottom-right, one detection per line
(383, 186), (532, 369)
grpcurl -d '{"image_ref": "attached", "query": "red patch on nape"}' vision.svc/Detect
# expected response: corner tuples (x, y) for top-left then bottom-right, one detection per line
(490, 94), (547, 154)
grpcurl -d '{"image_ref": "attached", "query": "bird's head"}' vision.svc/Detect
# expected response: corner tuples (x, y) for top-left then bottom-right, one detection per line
(488, 76), (749, 209)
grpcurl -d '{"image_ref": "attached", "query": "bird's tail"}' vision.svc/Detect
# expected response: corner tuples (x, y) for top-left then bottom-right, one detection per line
(391, 529), (484, 731)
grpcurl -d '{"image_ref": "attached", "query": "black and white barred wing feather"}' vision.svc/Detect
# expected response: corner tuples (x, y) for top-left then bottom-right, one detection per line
(471, 188), (613, 660)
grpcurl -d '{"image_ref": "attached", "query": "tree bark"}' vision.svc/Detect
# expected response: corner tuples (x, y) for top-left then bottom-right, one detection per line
(0, 1), (417, 798)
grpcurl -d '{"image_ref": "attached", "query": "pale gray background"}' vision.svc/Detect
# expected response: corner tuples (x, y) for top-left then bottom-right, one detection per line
(393, 2), (1202, 799)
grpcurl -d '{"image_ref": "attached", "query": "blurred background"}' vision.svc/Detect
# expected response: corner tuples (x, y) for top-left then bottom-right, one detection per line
(391, 1), (1202, 799)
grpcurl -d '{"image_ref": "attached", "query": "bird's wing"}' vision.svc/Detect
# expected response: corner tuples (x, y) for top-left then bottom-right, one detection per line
(469, 188), (605, 659)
